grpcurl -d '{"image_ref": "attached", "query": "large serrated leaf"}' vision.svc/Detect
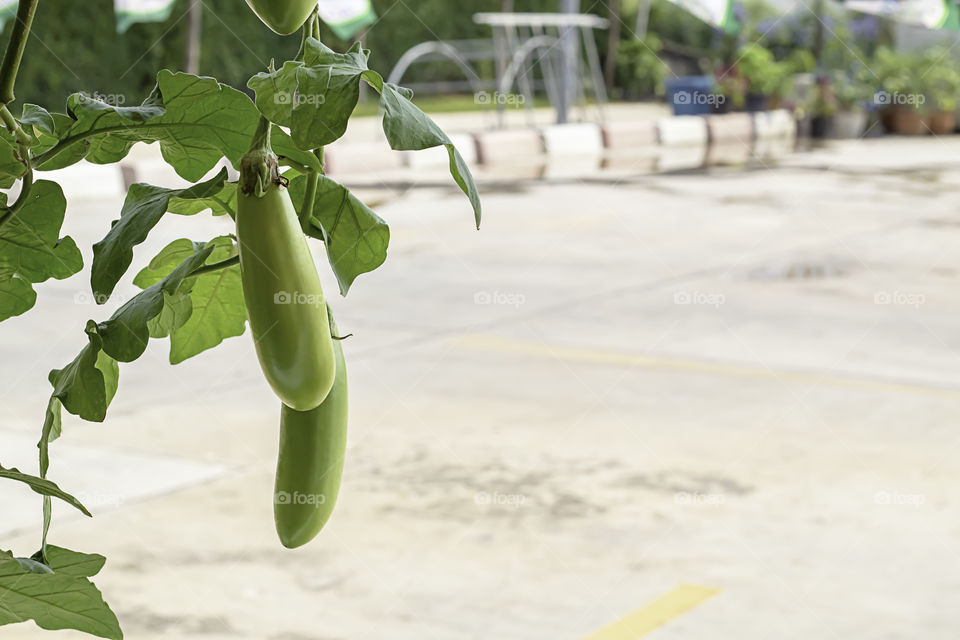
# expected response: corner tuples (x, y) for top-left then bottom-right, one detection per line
(289, 174), (389, 296)
(168, 180), (237, 218)
(0, 180), (83, 284)
(90, 168), (229, 301)
(33, 72), (318, 178)
(96, 241), (216, 363)
(0, 551), (122, 639)
(134, 237), (246, 363)
(42, 545), (106, 578)
(249, 39), (373, 149)
(168, 241), (245, 364)
(0, 275), (36, 322)
(34, 71), (258, 181)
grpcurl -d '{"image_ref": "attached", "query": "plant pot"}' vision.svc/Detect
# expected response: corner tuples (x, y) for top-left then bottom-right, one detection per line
(879, 107), (897, 133)
(831, 109), (867, 139)
(810, 115), (834, 138)
(745, 92), (768, 112)
(927, 109), (955, 135)
(891, 107), (928, 135)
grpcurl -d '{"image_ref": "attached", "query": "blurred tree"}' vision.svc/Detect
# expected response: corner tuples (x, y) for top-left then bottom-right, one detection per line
(4, 0), (615, 109)
(10, 0), (296, 108)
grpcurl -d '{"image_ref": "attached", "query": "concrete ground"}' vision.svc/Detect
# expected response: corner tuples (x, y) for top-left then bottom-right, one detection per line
(2, 136), (960, 639)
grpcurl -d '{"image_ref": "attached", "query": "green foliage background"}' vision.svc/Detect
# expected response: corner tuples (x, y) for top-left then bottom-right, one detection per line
(7, 0), (560, 110)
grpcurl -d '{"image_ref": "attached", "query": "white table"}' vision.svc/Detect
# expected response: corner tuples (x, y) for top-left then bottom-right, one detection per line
(473, 12), (610, 125)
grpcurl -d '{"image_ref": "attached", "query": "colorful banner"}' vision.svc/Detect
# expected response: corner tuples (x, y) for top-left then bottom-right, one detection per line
(665, 0), (739, 33)
(0, 0), (17, 31)
(843, 0), (958, 29)
(114, 0), (177, 33)
(317, 0), (377, 40)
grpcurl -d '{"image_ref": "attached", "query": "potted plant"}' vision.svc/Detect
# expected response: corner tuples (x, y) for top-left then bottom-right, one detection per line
(872, 47), (927, 135)
(787, 49), (817, 110)
(736, 43), (792, 111)
(831, 70), (870, 138)
(616, 35), (668, 101)
(920, 49), (959, 134)
(715, 69), (746, 113)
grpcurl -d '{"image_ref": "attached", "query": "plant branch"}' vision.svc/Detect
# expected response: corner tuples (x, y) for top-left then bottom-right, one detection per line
(191, 254), (239, 277)
(0, 104), (34, 229)
(0, 0), (39, 105)
(297, 148), (325, 231)
(278, 156), (315, 174)
(299, 169), (318, 231)
(0, 102), (30, 145)
(295, 8), (318, 61)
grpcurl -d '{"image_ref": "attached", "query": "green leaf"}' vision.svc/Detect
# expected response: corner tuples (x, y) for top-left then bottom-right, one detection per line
(0, 465), (90, 517)
(248, 39), (373, 149)
(0, 551), (122, 639)
(289, 174), (389, 296)
(169, 240), (245, 364)
(247, 61), (300, 127)
(132, 238), (209, 288)
(30, 112), (102, 172)
(378, 83), (481, 228)
(38, 397), (63, 556)
(15, 558), (53, 574)
(97, 240), (216, 363)
(167, 180), (237, 218)
(20, 104), (55, 135)
(0, 275), (36, 322)
(49, 321), (114, 422)
(42, 545), (106, 578)
(0, 180), (83, 283)
(133, 237), (246, 363)
(90, 168), (229, 301)
(39, 397), (62, 478)
(36, 71), (259, 181)
(146, 290), (192, 339)
(96, 350), (119, 408)
(0, 129), (24, 189)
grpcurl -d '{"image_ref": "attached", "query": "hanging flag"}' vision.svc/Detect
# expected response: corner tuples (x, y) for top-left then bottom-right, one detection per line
(115, 0), (178, 33)
(665, 0), (740, 33)
(842, 0), (958, 29)
(317, 0), (377, 40)
(0, 0), (17, 31)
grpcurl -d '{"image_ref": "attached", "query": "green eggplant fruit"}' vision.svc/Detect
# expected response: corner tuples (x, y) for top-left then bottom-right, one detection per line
(274, 309), (348, 548)
(237, 182), (336, 411)
(244, 0), (317, 35)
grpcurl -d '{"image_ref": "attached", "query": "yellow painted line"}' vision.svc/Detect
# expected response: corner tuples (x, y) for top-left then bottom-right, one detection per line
(456, 333), (960, 398)
(582, 584), (720, 640)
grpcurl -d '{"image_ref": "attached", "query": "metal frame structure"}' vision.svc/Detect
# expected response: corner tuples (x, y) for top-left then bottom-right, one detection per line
(385, 10), (610, 127)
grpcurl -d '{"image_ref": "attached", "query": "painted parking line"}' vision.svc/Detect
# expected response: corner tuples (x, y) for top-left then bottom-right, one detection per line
(582, 584), (720, 640)
(456, 333), (960, 398)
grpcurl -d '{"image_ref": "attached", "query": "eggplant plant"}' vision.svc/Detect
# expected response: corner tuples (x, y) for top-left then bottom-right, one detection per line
(0, 1), (481, 637)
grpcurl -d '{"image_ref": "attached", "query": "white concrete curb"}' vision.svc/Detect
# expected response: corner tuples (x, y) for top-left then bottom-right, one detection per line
(657, 116), (709, 147)
(754, 110), (796, 140)
(67, 109), (799, 193)
(541, 123), (604, 157)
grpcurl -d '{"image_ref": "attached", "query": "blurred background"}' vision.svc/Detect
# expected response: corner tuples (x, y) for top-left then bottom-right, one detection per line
(2, 0), (960, 639)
